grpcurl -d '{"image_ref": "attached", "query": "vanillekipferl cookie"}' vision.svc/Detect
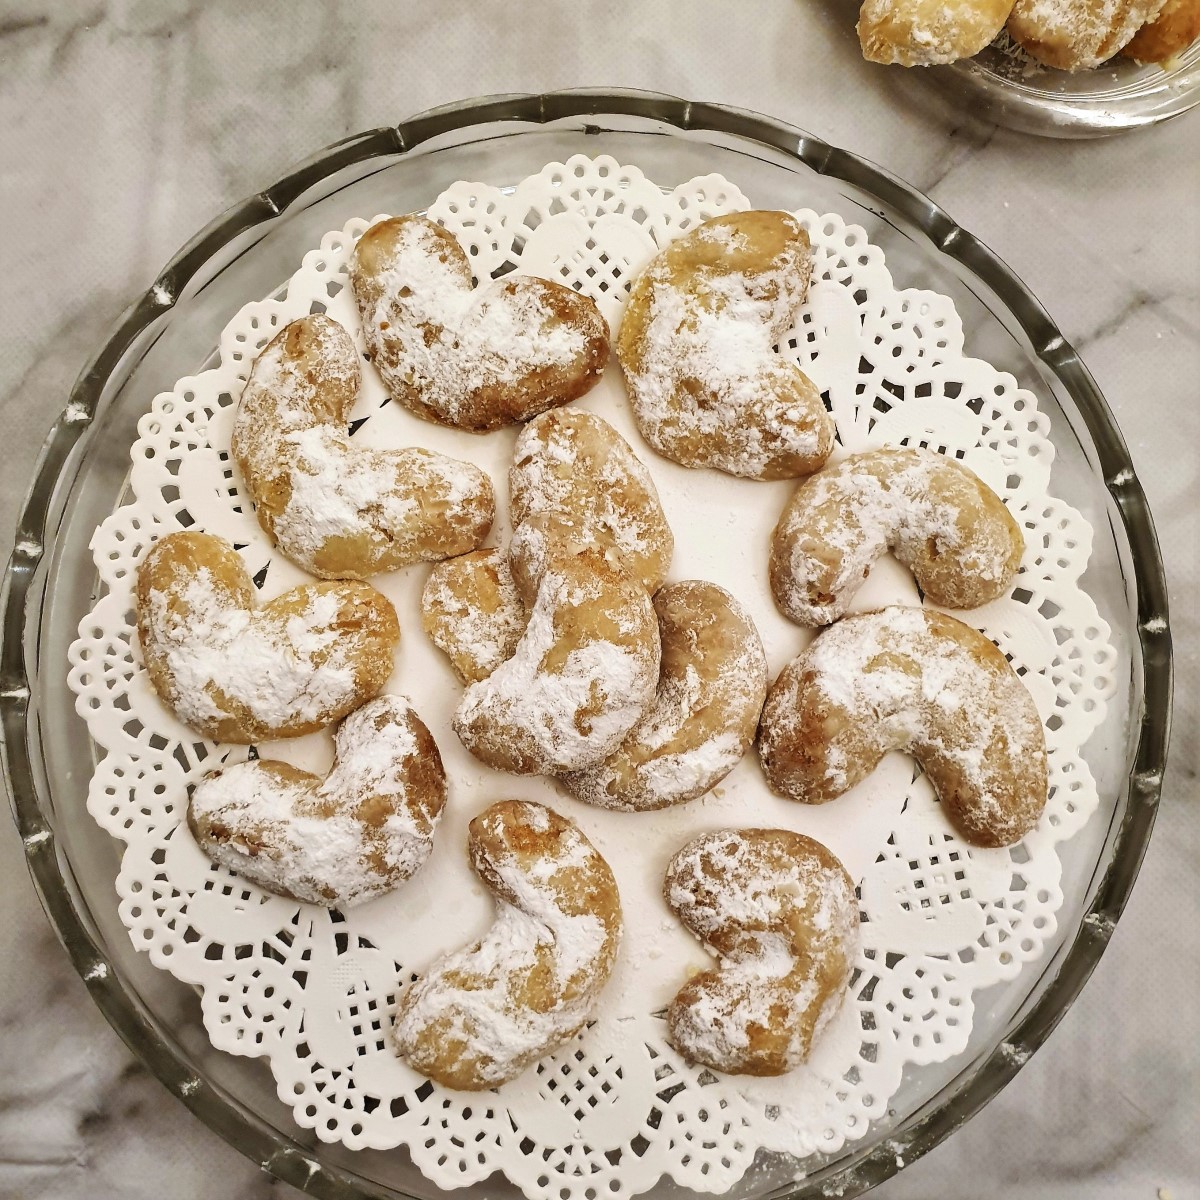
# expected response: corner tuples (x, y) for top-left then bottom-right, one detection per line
(508, 407), (674, 602)
(757, 605), (1048, 847)
(392, 799), (622, 1090)
(563, 581), (768, 812)
(232, 313), (494, 580)
(769, 447), (1024, 627)
(189, 695), (445, 908)
(664, 828), (859, 1076)
(350, 215), (610, 432)
(858, 0), (1017, 65)
(452, 547), (660, 776)
(135, 531), (399, 744)
(617, 210), (834, 481)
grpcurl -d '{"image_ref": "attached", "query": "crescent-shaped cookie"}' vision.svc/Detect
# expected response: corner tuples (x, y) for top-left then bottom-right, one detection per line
(393, 800), (622, 1090)
(452, 548), (660, 776)
(188, 695), (445, 907)
(563, 581), (768, 811)
(350, 216), (610, 432)
(617, 211), (835, 481)
(665, 829), (859, 1076)
(769, 447), (1024, 627)
(232, 314), (495, 579)
(757, 606), (1048, 847)
(135, 531), (399, 743)
(509, 407), (674, 602)
(858, 0), (1017, 65)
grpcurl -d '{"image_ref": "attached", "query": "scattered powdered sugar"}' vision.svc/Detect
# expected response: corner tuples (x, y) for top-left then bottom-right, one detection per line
(355, 218), (591, 425)
(148, 568), (359, 731)
(189, 695), (444, 907)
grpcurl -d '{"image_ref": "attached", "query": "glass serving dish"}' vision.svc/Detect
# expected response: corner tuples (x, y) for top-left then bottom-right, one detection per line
(941, 30), (1200, 136)
(0, 90), (1172, 1198)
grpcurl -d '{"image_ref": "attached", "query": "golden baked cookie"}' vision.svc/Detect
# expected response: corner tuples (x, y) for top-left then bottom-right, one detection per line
(421, 548), (526, 684)
(665, 829), (859, 1076)
(232, 314), (494, 580)
(769, 447), (1024, 627)
(758, 606), (1048, 847)
(1008, 0), (1168, 69)
(350, 216), (610, 432)
(1122, 0), (1200, 61)
(858, 0), (1016, 65)
(617, 211), (835, 481)
(393, 800), (622, 1090)
(563, 581), (768, 811)
(136, 531), (399, 744)
(508, 407), (674, 602)
(188, 695), (445, 907)
(452, 548), (660, 775)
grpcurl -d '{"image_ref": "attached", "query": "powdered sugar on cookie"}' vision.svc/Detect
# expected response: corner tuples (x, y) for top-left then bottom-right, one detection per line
(393, 800), (622, 1090)
(150, 569), (358, 730)
(351, 216), (609, 431)
(509, 408), (673, 599)
(858, 0), (1017, 66)
(758, 606), (1048, 847)
(232, 313), (494, 579)
(422, 548), (527, 684)
(1008, 0), (1167, 70)
(665, 829), (859, 1075)
(618, 211), (834, 481)
(452, 550), (660, 776)
(770, 446), (1024, 626)
(564, 581), (767, 811)
(189, 695), (446, 907)
(135, 531), (399, 744)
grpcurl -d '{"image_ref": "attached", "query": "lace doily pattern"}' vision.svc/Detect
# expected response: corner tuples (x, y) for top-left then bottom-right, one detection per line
(67, 156), (1115, 1198)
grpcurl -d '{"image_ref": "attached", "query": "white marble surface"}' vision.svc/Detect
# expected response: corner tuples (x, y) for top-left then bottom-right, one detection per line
(0, 2), (1196, 1198)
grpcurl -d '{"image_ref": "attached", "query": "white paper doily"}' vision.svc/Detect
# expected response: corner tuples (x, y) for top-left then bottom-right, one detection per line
(67, 156), (1117, 1199)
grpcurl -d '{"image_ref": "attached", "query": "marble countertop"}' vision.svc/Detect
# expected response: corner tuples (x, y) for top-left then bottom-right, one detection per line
(0, 3), (1196, 1198)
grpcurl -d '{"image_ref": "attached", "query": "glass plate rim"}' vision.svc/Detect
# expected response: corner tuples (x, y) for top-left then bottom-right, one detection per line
(0, 87), (1173, 1199)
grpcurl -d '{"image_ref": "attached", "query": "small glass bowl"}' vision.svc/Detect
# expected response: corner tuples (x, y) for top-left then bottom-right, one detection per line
(940, 29), (1200, 137)
(0, 90), (1172, 1199)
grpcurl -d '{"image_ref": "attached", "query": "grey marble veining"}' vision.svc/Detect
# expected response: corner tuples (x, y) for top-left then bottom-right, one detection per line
(0, 2), (1197, 1198)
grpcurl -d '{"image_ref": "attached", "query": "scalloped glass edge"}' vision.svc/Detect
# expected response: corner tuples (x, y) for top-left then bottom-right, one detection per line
(0, 89), (1173, 1200)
